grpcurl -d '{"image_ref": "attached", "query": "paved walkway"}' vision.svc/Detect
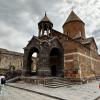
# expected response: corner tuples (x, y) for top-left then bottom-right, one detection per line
(7, 80), (100, 100)
(0, 86), (57, 100)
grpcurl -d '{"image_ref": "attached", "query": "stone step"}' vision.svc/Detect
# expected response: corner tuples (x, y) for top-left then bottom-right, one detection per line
(52, 79), (69, 83)
(44, 83), (70, 88)
(46, 80), (73, 85)
(44, 83), (72, 88)
(44, 78), (72, 88)
(52, 78), (82, 85)
(46, 82), (68, 86)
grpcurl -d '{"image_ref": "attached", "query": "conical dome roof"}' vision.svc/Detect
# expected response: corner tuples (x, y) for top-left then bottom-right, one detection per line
(63, 10), (84, 26)
(39, 12), (53, 24)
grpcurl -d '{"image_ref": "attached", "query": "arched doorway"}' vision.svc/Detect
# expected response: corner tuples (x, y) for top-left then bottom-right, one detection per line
(50, 48), (64, 77)
(27, 47), (39, 75)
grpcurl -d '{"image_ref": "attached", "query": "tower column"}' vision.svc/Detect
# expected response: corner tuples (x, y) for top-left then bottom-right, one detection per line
(47, 27), (49, 36)
(38, 27), (41, 37)
(42, 25), (44, 36)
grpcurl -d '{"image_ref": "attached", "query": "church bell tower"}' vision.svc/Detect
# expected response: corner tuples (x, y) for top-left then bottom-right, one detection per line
(38, 13), (53, 37)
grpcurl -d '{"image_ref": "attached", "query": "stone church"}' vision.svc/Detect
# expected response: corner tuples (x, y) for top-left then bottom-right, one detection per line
(23, 10), (100, 80)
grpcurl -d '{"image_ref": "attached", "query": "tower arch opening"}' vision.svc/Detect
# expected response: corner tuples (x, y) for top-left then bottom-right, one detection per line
(27, 47), (39, 75)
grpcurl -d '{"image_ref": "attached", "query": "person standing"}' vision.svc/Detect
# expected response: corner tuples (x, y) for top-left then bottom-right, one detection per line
(1, 74), (5, 87)
(0, 75), (2, 94)
(99, 83), (100, 90)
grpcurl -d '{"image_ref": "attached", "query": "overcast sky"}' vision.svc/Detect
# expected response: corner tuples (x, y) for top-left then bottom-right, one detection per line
(0, 0), (100, 53)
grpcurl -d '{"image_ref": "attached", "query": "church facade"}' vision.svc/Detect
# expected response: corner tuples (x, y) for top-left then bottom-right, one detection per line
(23, 11), (100, 80)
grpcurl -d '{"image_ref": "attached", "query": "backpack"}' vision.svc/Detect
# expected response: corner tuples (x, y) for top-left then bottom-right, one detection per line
(1, 78), (5, 84)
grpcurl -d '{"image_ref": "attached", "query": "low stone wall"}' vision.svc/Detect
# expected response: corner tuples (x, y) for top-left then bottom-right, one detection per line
(0, 68), (22, 80)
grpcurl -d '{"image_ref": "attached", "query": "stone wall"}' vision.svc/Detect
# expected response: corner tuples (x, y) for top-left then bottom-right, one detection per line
(63, 43), (100, 80)
(50, 31), (100, 80)
(0, 49), (23, 71)
(63, 21), (85, 39)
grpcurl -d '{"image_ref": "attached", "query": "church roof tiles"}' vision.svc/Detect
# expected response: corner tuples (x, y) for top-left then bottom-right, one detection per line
(63, 10), (84, 26)
(39, 12), (52, 24)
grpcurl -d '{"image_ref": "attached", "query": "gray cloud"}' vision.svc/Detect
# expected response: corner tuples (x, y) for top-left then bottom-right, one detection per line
(0, 0), (100, 53)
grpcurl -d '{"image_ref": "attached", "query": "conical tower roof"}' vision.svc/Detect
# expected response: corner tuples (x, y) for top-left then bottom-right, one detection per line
(38, 12), (53, 24)
(63, 10), (84, 26)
